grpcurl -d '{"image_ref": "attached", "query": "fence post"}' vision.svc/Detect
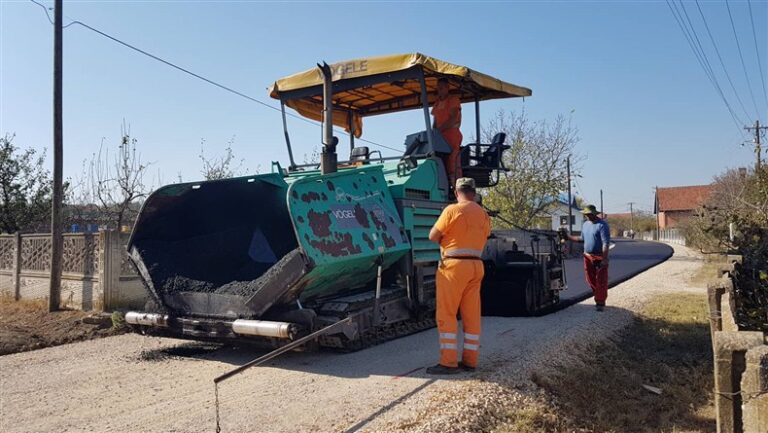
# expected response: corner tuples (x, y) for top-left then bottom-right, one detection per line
(741, 345), (768, 433)
(13, 232), (21, 301)
(714, 331), (765, 433)
(98, 230), (121, 311)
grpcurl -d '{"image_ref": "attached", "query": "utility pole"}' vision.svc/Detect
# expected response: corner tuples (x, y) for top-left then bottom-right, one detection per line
(49, 0), (63, 312)
(745, 120), (768, 172)
(628, 202), (635, 235)
(654, 187), (659, 240)
(567, 155), (573, 233)
(600, 189), (604, 216)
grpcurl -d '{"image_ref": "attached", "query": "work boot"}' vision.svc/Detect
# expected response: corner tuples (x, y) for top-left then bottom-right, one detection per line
(595, 303), (605, 312)
(426, 364), (461, 375)
(458, 361), (476, 372)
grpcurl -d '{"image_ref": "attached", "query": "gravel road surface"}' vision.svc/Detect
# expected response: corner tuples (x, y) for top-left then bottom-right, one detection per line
(0, 243), (702, 433)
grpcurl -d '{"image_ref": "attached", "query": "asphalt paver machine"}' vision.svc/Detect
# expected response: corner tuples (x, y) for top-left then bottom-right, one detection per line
(125, 53), (566, 350)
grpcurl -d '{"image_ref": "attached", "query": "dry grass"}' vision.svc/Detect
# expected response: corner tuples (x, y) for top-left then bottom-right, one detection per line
(689, 255), (729, 287)
(497, 293), (715, 433)
(0, 292), (48, 310)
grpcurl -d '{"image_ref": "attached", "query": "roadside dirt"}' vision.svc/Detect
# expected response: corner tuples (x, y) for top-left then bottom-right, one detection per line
(0, 243), (701, 433)
(0, 298), (121, 356)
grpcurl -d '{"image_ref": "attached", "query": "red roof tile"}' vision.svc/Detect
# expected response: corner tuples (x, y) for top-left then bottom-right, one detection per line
(656, 185), (712, 212)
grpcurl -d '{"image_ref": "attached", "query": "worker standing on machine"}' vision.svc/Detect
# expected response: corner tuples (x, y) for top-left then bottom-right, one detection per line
(427, 178), (491, 374)
(432, 77), (463, 186)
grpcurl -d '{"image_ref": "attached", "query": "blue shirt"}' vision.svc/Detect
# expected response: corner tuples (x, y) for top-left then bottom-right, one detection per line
(582, 219), (610, 255)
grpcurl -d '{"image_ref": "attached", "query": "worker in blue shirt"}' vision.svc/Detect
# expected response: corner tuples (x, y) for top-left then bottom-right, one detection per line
(567, 205), (611, 311)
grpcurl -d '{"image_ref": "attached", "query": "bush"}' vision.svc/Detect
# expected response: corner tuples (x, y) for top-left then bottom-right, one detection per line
(686, 167), (767, 332)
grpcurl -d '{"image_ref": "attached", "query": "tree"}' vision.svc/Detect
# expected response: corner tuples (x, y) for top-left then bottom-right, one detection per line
(199, 136), (248, 180)
(481, 110), (581, 228)
(684, 167), (768, 253)
(0, 134), (53, 233)
(68, 123), (152, 231)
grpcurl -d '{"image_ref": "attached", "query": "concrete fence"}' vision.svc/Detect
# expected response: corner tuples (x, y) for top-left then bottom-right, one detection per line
(640, 228), (687, 246)
(0, 231), (148, 311)
(708, 266), (768, 433)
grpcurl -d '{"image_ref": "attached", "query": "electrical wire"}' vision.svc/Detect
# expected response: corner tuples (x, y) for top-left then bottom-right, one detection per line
(747, 0), (768, 107)
(725, 0), (762, 120)
(28, 0), (401, 153)
(665, 0), (746, 134)
(693, 0), (753, 122)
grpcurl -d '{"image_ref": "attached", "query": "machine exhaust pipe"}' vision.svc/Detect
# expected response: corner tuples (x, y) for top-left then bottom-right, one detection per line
(231, 319), (298, 340)
(318, 61), (337, 175)
(125, 312), (170, 327)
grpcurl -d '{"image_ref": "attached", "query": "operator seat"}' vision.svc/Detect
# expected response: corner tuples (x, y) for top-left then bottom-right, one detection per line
(459, 132), (509, 188)
(350, 146), (370, 162)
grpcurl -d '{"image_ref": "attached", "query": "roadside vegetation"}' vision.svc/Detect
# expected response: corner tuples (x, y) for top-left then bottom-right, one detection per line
(496, 293), (714, 433)
(480, 110), (582, 229)
(684, 166), (767, 332)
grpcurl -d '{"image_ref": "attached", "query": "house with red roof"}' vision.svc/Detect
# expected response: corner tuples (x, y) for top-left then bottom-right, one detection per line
(654, 185), (713, 229)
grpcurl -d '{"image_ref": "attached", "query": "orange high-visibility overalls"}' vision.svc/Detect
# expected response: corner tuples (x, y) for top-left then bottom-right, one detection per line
(431, 95), (463, 184)
(432, 201), (491, 368)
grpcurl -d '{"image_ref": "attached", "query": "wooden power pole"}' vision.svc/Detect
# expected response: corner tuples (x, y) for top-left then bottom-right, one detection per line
(745, 120), (768, 172)
(600, 189), (604, 216)
(49, 0), (63, 312)
(567, 155), (573, 233)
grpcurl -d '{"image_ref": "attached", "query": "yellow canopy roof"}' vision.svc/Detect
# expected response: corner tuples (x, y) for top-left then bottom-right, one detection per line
(268, 53), (532, 137)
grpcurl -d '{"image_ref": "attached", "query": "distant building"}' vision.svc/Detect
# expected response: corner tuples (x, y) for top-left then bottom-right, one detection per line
(536, 195), (585, 232)
(654, 185), (713, 229)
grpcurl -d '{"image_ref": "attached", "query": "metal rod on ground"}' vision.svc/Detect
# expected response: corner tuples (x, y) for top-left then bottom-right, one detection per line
(213, 317), (352, 432)
(49, 0), (63, 312)
(373, 262), (383, 325)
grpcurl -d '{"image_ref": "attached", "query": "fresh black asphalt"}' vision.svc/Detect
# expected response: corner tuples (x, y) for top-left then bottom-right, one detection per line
(558, 239), (674, 308)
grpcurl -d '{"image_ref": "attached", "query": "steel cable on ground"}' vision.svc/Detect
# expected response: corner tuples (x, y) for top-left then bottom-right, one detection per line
(725, 0), (762, 120)
(747, 0), (768, 107)
(29, 0), (401, 154)
(693, 0), (753, 122)
(665, 0), (746, 134)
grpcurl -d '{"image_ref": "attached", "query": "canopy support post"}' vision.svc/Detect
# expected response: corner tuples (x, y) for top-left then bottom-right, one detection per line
(418, 70), (434, 151)
(474, 97), (481, 144)
(280, 102), (297, 170)
(348, 112), (355, 155)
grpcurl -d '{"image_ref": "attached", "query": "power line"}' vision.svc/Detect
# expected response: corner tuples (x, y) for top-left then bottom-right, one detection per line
(725, 0), (762, 120)
(694, 0), (753, 122)
(29, 0), (401, 154)
(747, 0), (768, 107)
(665, 0), (746, 133)
(678, 0), (750, 122)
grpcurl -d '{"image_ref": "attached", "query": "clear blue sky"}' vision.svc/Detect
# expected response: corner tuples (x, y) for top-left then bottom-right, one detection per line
(1, 0), (767, 214)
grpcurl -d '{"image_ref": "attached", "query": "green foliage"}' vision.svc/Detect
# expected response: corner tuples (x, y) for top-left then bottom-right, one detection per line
(110, 311), (126, 330)
(482, 110), (580, 229)
(685, 166), (767, 331)
(607, 211), (656, 236)
(0, 134), (52, 233)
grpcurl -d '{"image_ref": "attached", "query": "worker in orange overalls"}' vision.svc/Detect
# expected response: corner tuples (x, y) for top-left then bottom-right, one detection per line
(432, 77), (463, 186)
(427, 178), (491, 374)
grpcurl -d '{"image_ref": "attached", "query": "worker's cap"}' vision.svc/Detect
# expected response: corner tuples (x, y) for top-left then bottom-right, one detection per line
(455, 177), (476, 191)
(581, 204), (598, 215)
